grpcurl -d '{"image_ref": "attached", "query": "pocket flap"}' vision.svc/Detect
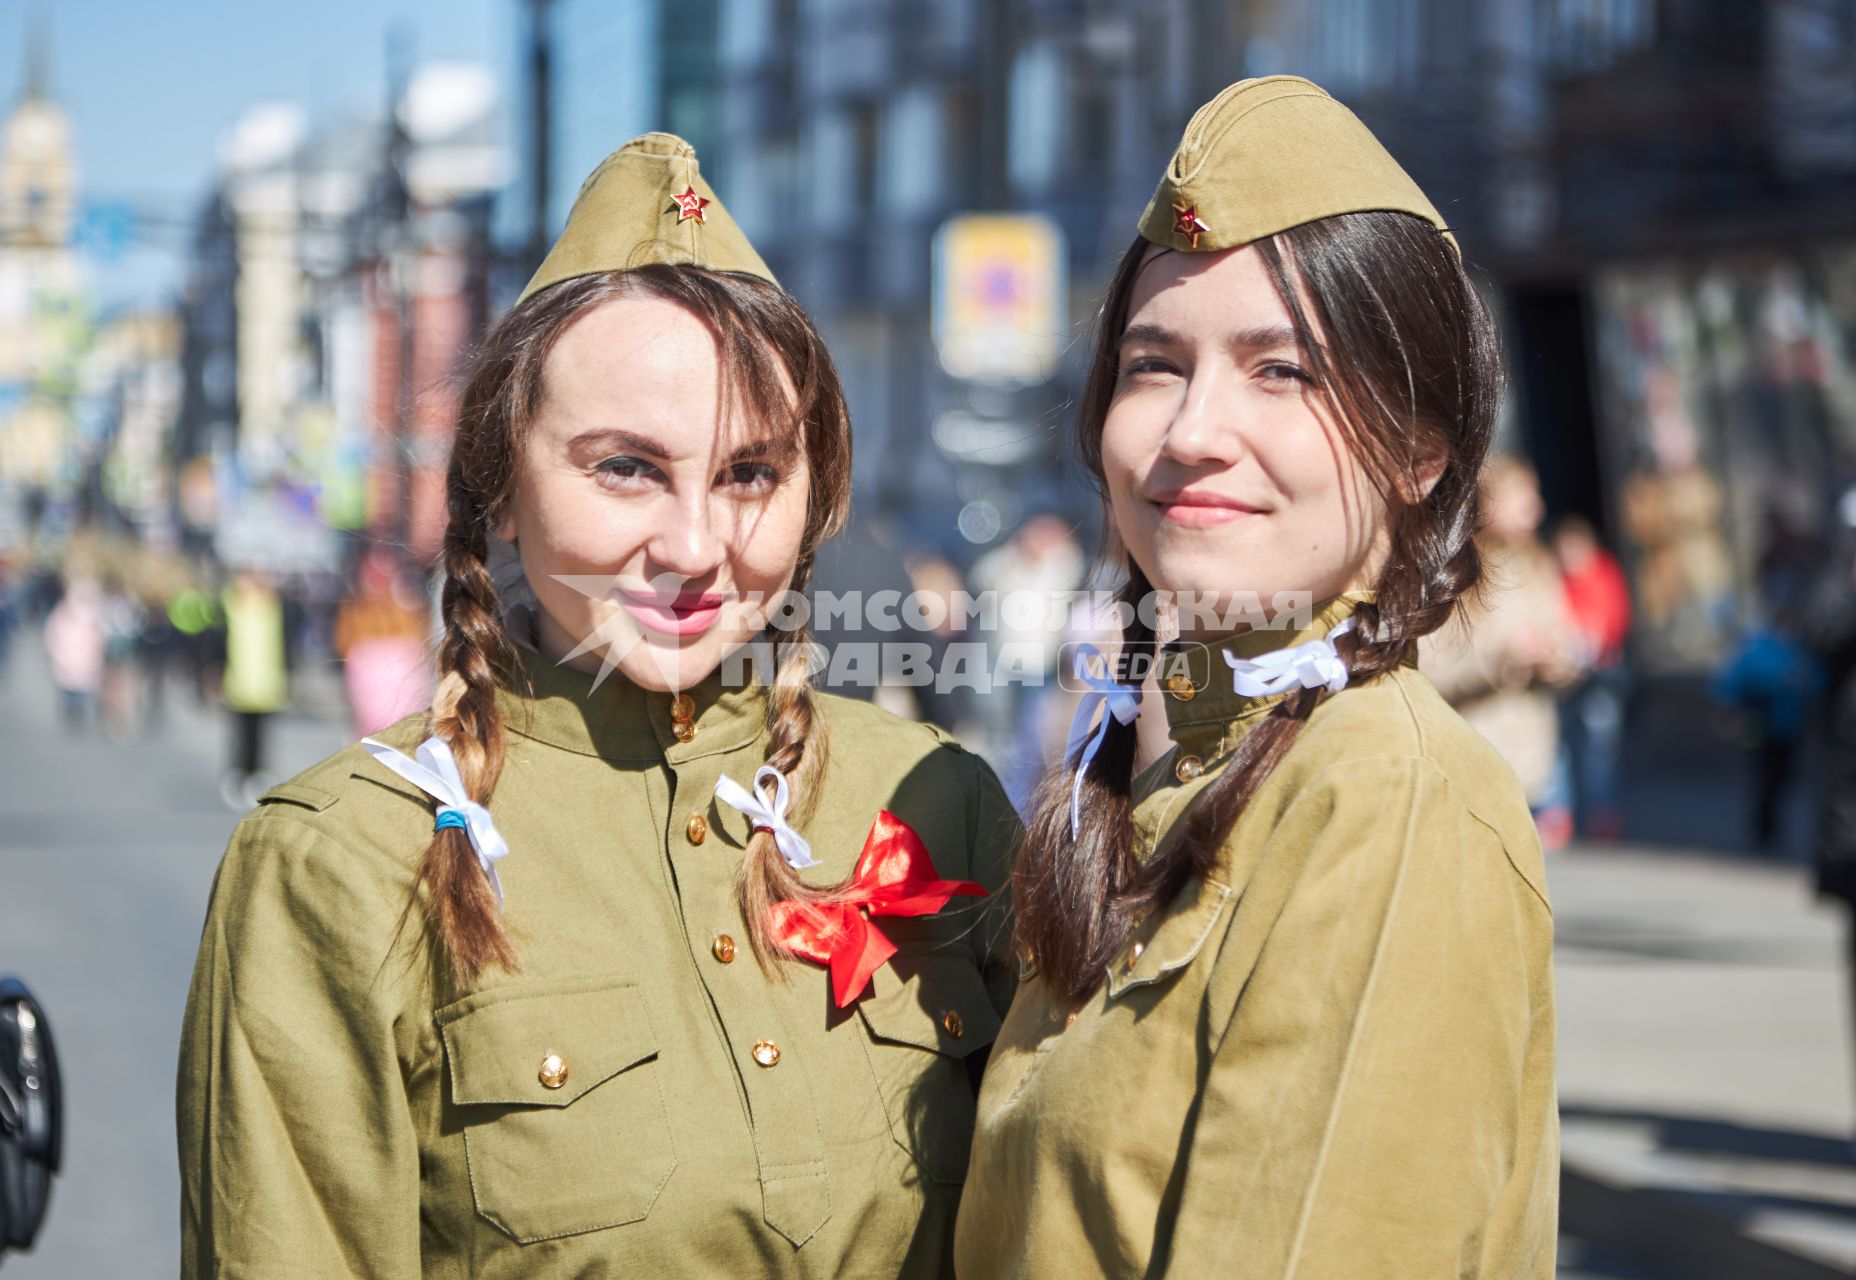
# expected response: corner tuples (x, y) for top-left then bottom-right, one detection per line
(856, 954), (1001, 1059)
(437, 981), (658, 1108)
(1104, 875), (1233, 999)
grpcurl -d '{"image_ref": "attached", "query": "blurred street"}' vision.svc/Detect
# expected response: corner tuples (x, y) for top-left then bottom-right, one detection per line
(0, 643), (347, 1277)
(1, 629), (1852, 1276)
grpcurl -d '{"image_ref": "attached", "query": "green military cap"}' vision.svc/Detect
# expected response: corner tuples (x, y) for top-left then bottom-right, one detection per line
(518, 132), (775, 303)
(1138, 75), (1454, 255)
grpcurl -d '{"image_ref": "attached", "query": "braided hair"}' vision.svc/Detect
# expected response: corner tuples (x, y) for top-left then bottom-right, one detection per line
(1015, 212), (1502, 1005)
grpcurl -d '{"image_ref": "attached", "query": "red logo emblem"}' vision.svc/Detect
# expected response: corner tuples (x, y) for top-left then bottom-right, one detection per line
(671, 185), (710, 224)
(1172, 200), (1208, 249)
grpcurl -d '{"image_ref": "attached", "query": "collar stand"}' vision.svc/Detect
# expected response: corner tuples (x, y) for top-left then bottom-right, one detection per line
(495, 622), (768, 761)
(1159, 593), (1370, 761)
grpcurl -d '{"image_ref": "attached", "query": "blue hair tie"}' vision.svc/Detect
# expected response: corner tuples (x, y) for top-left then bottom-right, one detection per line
(434, 808), (469, 833)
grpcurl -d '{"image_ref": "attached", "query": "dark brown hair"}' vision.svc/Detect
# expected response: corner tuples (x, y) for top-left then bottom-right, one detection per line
(410, 265), (852, 984)
(1015, 212), (1502, 1005)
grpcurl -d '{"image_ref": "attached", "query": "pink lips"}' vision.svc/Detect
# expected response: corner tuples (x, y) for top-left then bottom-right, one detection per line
(617, 589), (729, 637)
(1150, 489), (1265, 527)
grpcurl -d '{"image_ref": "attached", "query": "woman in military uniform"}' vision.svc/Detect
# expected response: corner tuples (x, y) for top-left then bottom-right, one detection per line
(956, 78), (1558, 1277)
(179, 134), (1018, 1278)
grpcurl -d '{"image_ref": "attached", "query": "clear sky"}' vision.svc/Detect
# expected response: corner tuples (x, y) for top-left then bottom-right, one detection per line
(0, 0), (506, 313)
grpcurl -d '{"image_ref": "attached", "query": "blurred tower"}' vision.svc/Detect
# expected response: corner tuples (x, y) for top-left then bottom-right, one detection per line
(0, 18), (88, 502)
(0, 24), (75, 250)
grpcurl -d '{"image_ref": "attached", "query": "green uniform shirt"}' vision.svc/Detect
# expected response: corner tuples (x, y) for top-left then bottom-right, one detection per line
(956, 596), (1558, 1278)
(179, 641), (1020, 1277)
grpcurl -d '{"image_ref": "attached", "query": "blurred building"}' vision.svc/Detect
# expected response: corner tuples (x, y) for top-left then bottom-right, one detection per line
(175, 65), (505, 572)
(81, 311), (183, 542)
(0, 28), (90, 516)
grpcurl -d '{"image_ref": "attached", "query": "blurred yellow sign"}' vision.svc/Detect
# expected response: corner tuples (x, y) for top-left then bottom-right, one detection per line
(933, 214), (1066, 383)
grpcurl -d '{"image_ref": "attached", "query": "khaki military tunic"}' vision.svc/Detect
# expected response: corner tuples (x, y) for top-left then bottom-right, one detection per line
(179, 641), (1020, 1278)
(957, 597), (1558, 1278)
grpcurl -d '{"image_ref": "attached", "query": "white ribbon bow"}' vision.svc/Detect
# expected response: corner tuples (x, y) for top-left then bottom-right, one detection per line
(1064, 643), (1143, 837)
(361, 736), (510, 904)
(714, 765), (818, 870)
(1223, 617), (1357, 699)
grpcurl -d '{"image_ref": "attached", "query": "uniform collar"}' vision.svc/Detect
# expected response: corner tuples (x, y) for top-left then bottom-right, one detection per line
(496, 619), (768, 762)
(1160, 592), (1370, 763)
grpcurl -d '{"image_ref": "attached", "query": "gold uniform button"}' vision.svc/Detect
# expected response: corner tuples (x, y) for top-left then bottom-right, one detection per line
(669, 693), (696, 722)
(686, 814), (708, 844)
(712, 934), (737, 964)
(751, 1040), (781, 1067)
(672, 721), (696, 744)
(1175, 754), (1205, 783)
(537, 1052), (569, 1090)
(941, 1009), (965, 1039)
(1165, 673), (1197, 701)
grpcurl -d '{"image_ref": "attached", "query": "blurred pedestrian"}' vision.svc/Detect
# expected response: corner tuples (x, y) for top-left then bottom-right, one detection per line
(1425, 456), (1584, 849)
(901, 547), (978, 734)
(0, 549), (18, 683)
(1805, 491), (1856, 1122)
(969, 513), (1085, 806)
(137, 586), (178, 730)
(98, 580), (147, 742)
(332, 549), (432, 735)
(219, 570), (289, 809)
(168, 581), (222, 704)
(1713, 608), (1824, 853)
(41, 577), (105, 732)
(1553, 516), (1632, 840)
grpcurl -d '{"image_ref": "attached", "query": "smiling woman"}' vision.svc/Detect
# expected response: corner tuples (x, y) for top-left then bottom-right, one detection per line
(177, 134), (1020, 1278)
(957, 77), (1558, 1279)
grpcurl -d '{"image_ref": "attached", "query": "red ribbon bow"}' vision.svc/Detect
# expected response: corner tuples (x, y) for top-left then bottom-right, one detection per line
(767, 810), (986, 1008)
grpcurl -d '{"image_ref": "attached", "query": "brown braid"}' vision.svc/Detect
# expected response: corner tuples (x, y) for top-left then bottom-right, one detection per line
(1016, 212), (1502, 1005)
(402, 490), (521, 985)
(736, 617), (839, 970)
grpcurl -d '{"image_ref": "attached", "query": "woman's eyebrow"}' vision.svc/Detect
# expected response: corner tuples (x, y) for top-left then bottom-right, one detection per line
(723, 436), (798, 463)
(1228, 323), (1306, 352)
(568, 427), (798, 465)
(1120, 322), (1307, 352)
(1119, 322), (1181, 348)
(569, 427), (673, 459)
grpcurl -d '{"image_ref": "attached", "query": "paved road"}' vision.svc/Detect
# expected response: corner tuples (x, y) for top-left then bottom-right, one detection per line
(0, 644), (347, 1278)
(1550, 842), (1856, 1276)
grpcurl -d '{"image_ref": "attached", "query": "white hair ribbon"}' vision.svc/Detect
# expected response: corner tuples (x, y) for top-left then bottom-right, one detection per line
(1064, 643), (1143, 837)
(361, 736), (510, 905)
(715, 765), (818, 870)
(1223, 617), (1357, 699)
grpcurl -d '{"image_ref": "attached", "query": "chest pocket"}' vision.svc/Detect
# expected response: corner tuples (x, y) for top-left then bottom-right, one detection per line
(856, 952), (1002, 1185)
(437, 979), (676, 1243)
(1103, 874), (1234, 1000)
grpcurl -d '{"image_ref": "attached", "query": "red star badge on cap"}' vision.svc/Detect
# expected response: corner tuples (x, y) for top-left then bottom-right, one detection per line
(1172, 200), (1208, 249)
(670, 186), (710, 224)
